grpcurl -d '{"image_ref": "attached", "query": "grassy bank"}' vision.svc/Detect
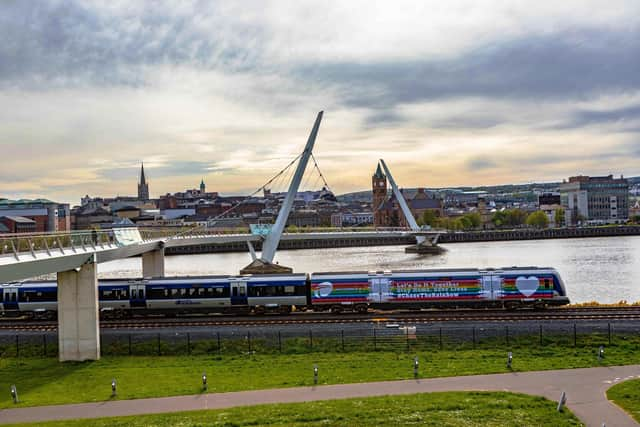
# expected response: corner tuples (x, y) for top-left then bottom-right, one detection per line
(2, 337), (640, 409)
(607, 379), (640, 423)
(4, 391), (582, 427)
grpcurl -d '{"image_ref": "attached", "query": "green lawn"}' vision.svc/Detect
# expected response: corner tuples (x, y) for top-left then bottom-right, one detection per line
(4, 391), (582, 427)
(607, 379), (640, 423)
(2, 337), (640, 409)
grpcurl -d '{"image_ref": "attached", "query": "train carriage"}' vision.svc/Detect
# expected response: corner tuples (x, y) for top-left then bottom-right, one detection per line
(310, 267), (568, 312)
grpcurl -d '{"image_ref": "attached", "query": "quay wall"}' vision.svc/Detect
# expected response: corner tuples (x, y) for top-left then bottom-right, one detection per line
(165, 225), (640, 255)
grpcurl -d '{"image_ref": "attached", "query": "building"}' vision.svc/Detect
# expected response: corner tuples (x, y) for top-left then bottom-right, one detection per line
(0, 216), (37, 233)
(372, 164), (388, 227)
(538, 193), (561, 206)
(372, 164), (443, 227)
(138, 163), (149, 201)
(559, 175), (629, 225)
(0, 199), (70, 232)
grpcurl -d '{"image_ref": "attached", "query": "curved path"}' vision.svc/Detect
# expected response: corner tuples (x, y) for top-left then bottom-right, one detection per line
(1, 365), (639, 426)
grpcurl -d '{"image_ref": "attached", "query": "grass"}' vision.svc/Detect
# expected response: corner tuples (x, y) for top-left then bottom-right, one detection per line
(3, 391), (582, 427)
(607, 379), (640, 423)
(1, 333), (640, 409)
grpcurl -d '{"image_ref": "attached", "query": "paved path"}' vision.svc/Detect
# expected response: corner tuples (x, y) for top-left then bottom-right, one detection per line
(1, 365), (639, 426)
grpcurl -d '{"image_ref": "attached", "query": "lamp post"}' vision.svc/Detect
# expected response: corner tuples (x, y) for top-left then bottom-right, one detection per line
(202, 372), (208, 391)
(111, 378), (117, 397)
(313, 364), (318, 385)
(413, 356), (419, 379)
(10, 385), (18, 404)
(507, 351), (513, 369)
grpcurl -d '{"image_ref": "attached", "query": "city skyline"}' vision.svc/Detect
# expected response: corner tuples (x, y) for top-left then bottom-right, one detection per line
(2, 1), (640, 204)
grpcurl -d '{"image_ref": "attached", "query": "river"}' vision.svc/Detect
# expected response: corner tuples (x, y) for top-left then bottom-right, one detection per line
(99, 235), (640, 304)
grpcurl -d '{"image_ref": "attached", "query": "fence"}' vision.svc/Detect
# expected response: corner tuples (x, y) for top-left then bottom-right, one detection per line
(1, 322), (639, 358)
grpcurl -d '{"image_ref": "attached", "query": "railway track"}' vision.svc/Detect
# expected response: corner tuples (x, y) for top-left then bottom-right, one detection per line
(2, 307), (640, 332)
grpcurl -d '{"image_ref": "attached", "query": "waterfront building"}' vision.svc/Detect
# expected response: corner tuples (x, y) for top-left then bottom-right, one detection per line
(0, 199), (70, 232)
(559, 175), (629, 225)
(0, 216), (37, 233)
(372, 164), (442, 227)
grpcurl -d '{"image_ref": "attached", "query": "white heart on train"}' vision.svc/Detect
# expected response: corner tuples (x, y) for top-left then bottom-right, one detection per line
(317, 282), (333, 297)
(515, 276), (539, 297)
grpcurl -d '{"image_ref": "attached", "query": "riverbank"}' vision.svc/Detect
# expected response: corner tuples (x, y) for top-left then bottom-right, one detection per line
(165, 225), (640, 255)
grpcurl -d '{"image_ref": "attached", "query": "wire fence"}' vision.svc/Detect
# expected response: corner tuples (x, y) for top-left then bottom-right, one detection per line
(2, 322), (639, 358)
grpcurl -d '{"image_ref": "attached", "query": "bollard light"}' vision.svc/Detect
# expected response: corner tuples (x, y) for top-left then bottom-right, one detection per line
(111, 378), (117, 397)
(202, 372), (208, 391)
(557, 391), (567, 412)
(507, 351), (513, 369)
(10, 384), (18, 404)
(598, 346), (604, 361)
(313, 364), (318, 385)
(413, 356), (419, 378)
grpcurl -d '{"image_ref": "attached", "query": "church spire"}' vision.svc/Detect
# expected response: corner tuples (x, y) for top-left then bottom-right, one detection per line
(138, 162), (149, 200)
(140, 162), (146, 185)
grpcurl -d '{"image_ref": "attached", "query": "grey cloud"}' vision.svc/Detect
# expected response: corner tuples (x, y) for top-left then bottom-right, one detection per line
(297, 28), (640, 122)
(566, 104), (640, 129)
(97, 161), (217, 181)
(0, 1), (266, 88)
(467, 156), (498, 171)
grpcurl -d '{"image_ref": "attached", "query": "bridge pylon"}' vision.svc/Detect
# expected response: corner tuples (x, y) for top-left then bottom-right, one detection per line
(57, 254), (100, 361)
(240, 111), (324, 274)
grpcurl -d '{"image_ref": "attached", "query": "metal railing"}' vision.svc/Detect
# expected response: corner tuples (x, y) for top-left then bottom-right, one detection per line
(0, 228), (161, 261)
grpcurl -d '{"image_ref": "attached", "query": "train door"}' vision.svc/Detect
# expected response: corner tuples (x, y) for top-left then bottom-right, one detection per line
(230, 281), (248, 306)
(480, 272), (501, 300)
(3, 288), (18, 311)
(129, 283), (146, 308)
(369, 277), (391, 303)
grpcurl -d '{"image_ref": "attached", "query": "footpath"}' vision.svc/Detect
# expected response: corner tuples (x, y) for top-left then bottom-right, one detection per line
(1, 365), (639, 426)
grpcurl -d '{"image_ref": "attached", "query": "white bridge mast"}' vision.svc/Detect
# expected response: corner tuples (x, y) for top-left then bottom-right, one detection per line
(379, 159), (426, 245)
(260, 111), (324, 263)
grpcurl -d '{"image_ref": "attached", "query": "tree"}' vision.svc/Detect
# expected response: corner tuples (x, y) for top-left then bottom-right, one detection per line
(420, 210), (438, 227)
(465, 212), (482, 229)
(554, 208), (565, 228)
(505, 209), (528, 227)
(526, 210), (549, 229)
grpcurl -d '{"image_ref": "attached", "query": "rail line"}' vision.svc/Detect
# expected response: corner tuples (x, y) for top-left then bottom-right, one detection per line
(2, 307), (640, 332)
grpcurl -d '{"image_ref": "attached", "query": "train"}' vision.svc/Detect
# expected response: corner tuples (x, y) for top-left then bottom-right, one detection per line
(0, 266), (569, 318)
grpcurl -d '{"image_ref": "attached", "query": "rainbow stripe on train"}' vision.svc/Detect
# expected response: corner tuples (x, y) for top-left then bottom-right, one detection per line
(310, 267), (568, 309)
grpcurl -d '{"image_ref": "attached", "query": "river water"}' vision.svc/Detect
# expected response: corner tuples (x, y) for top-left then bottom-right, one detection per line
(100, 236), (640, 304)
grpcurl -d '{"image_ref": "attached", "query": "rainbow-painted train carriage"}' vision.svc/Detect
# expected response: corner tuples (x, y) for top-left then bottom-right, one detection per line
(310, 267), (568, 312)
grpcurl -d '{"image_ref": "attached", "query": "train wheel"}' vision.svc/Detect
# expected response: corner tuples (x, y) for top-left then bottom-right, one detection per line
(355, 304), (368, 314)
(278, 306), (292, 315)
(504, 302), (520, 311)
(331, 305), (343, 314)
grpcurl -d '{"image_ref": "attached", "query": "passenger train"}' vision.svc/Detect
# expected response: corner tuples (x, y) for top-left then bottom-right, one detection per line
(0, 267), (569, 318)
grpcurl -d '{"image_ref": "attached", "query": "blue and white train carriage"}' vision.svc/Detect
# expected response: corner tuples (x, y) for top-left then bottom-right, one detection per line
(0, 274), (308, 318)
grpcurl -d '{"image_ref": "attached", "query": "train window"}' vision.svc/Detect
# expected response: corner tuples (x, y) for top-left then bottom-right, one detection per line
(197, 288), (205, 297)
(180, 288), (187, 297)
(164, 289), (169, 298)
(232, 287), (238, 297)
(171, 288), (179, 297)
(139, 289), (144, 299)
(544, 279), (550, 289)
(239, 286), (246, 297)
(284, 286), (295, 295)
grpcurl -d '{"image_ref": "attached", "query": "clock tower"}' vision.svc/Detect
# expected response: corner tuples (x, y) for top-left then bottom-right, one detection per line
(372, 163), (387, 227)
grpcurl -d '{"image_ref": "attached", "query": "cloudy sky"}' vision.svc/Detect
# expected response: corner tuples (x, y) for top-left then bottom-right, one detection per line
(1, 1), (639, 204)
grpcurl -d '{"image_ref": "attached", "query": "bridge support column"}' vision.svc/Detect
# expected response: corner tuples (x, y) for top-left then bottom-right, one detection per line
(57, 257), (100, 362)
(142, 247), (165, 278)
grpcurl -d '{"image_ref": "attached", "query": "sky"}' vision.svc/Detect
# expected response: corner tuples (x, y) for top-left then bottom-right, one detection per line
(1, 0), (639, 204)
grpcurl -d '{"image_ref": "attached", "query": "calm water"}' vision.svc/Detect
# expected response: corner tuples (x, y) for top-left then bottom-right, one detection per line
(100, 236), (640, 304)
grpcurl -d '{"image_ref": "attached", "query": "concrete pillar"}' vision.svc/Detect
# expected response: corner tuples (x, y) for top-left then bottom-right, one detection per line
(142, 247), (165, 278)
(57, 258), (100, 361)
